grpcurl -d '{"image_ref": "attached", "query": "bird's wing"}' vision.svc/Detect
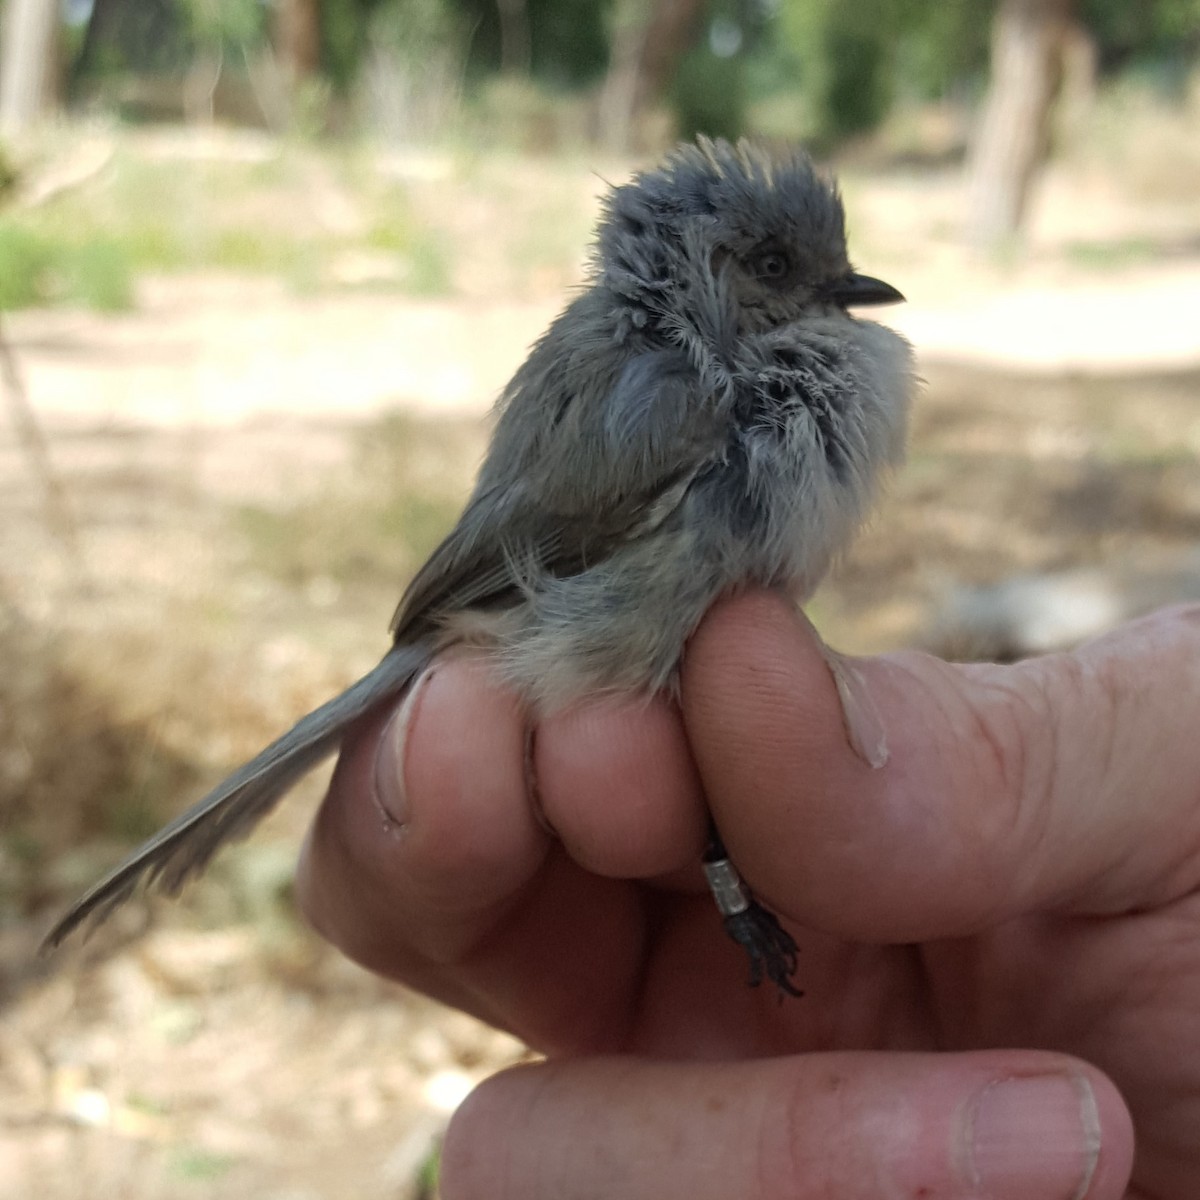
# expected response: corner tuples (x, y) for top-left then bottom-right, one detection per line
(391, 347), (723, 641)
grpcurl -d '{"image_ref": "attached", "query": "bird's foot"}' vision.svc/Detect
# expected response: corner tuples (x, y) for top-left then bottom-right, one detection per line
(703, 838), (801, 999)
(722, 900), (802, 997)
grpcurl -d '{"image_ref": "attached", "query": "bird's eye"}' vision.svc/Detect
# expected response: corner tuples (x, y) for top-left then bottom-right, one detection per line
(751, 251), (791, 284)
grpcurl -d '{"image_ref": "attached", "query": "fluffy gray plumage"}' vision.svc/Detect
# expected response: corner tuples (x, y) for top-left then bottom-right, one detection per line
(46, 137), (915, 951)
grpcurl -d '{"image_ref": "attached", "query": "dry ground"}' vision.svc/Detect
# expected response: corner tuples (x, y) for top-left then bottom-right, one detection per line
(2, 127), (1200, 1198)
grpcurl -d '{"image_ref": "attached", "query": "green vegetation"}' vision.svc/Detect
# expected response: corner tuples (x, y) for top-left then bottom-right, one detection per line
(1, 0), (1184, 311)
(57, 237), (136, 311)
(58, 0), (1199, 152)
(0, 224), (134, 311)
(364, 203), (452, 294)
(0, 141), (18, 199)
(234, 411), (476, 590)
(0, 145), (455, 312)
(1064, 236), (1158, 269)
(235, 489), (457, 588)
(170, 1148), (238, 1183)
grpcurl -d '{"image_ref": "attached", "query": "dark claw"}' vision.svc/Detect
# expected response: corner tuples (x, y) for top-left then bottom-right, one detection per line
(723, 901), (803, 998)
(704, 822), (802, 998)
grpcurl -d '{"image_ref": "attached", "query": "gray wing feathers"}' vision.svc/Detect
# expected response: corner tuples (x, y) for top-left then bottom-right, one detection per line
(43, 641), (432, 949)
(600, 350), (697, 480)
(391, 347), (716, 638)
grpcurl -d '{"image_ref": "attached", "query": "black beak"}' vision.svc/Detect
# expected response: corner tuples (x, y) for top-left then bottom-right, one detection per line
(825, 272), (905, 308)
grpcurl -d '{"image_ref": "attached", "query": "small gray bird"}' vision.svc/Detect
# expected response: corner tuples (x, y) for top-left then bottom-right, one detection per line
(46, 138), (914, 994)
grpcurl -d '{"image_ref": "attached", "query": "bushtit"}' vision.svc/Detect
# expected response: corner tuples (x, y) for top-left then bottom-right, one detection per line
(46, 138), (914, 995)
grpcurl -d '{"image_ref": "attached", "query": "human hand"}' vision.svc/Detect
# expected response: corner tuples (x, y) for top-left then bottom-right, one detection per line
(296, 592), (1200, 1197)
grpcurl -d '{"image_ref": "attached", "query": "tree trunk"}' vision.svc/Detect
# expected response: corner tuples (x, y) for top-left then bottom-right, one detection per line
(0, 0), (60, 133)
(965, 0), (1074, 249)
(599, 0), (706, 151)
(275, 0), (322, 85)
(68, 0), (116, 95)
(599, 0), (651, 151)
(496, 0), (531, 76)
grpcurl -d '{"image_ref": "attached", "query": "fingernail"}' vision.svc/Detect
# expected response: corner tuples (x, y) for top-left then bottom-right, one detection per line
(821, 646), (890, 768)
(965, 1074), (1101, 1200)
(373, 665), (436, 828)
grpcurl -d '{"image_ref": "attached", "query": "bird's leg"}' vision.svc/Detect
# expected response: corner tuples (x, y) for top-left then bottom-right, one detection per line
(700, 641), (888, 998)
(704, 821), (801, 998)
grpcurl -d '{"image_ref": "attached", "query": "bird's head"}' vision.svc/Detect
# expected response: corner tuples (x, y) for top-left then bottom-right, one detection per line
(596, 137), (902, 339)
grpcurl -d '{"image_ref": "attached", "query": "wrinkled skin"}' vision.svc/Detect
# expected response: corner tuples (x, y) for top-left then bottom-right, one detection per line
(298, 592), (1200, 1199)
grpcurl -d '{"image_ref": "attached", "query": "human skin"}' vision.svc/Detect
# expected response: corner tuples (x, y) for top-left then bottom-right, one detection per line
(295, 592), (1200, 1198)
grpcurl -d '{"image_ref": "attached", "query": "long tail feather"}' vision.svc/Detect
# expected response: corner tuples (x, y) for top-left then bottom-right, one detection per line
(43, 641), (433, 950)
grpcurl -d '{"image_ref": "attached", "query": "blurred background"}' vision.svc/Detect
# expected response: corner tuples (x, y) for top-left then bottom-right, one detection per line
(1, 0), (1199, 1195)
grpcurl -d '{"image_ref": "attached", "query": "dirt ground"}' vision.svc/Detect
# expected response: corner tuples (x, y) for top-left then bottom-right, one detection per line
(3, 133), (1200, 1198)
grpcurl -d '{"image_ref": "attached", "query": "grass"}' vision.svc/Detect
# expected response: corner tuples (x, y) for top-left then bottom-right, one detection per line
(170, 1148), (238, 1183)
(0, 139), (18, 198)
(57, 237), (136, 310)
(1, 129), (610, 313)
(364, 206), (452, 294)
(0, 224), (49, 308)
(0, 224), (134, 311)
(233, 411), (476, 589)
(1064, 236), (1157, 270)
(234, 490), (457, 587)
(0, 611), (201, 917)
(0, 407), (486, 925)
(0, 140), (457, 311)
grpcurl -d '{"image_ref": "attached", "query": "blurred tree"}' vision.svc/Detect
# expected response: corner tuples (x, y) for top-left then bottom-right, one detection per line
(966, 0), (1075, 249)
(360, 0), (468, 139)
(275, 0), (322, 86)
(452, 0), (610, 88)
(627, 0), (708, 112)
(318, 0), (373, 93)
(68, 0), (189, 96)
(890, 0), (993, 102)
(178, 0), (267, 121)
(0, 0), (61, 131)
(672, 0), (777, 142)
(496, 0), (532, 75)
(0, 139), (18, 196)
(598, 0), (644, 147)
(787, 0), (892, 142)
(180, 0), (267, 59)
(22, 0), (1198, 147)
(1081, 0), (1200, 75)
(760, 0), (994, 148)
(600, 0), (707, 148)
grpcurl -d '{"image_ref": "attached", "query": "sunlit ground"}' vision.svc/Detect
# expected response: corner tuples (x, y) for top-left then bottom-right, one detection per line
(2, 98), (1200, 1197)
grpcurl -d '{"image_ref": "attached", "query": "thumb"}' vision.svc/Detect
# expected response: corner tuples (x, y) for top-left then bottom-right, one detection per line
(681, 592), (1200, 941)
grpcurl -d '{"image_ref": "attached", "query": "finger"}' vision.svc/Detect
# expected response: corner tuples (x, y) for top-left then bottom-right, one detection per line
(535, 695), (707, 879)
(442, 1051), (1133, 1200)
(295, 656), (655, 1051)
(296, 656), (543, 962)
(682, 594), (1200, 940)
